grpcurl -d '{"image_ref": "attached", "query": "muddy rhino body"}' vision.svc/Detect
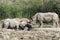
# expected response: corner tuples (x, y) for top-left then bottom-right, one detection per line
(32, 12), (59, 28)
(2, 18), (32, 30)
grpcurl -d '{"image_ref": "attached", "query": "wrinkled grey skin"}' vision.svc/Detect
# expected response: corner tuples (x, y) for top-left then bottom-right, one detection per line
(2, 18), (20, 30)
(31, 12), (59, 28)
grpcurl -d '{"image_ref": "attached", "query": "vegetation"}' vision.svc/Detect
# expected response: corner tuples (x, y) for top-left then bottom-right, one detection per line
(0, 0), (60, 20)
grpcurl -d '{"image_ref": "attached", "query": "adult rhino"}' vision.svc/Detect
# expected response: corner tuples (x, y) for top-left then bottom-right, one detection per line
(31, 12), (59, 28)
(2, 18), (32, 31)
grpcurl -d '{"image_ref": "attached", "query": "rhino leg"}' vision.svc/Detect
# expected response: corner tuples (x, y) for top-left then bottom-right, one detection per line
(19, 26), (24, 30)
(53, 20), (56, 28)
(39, 21), (43, 28)
(16, 25), (19, 30)
(2, 23), (4, 28)
(56, 21), (59, 28)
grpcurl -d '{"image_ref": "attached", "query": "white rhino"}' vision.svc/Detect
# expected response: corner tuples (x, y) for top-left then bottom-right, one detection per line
(31, 12), (59, 28)
(2, 18), (32, 30)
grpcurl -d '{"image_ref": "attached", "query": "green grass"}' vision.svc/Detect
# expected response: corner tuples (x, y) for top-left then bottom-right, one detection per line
(0, 0), (60, 19)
